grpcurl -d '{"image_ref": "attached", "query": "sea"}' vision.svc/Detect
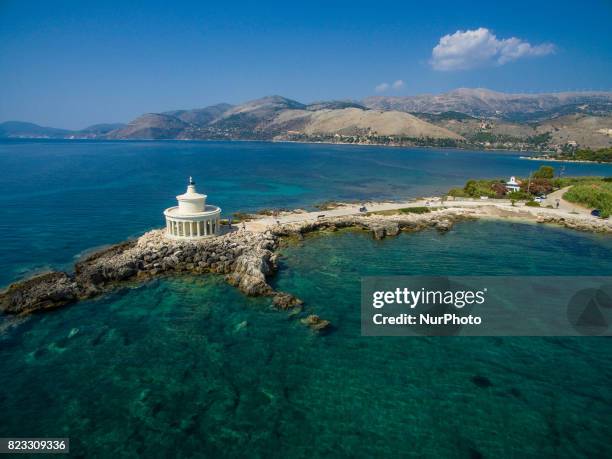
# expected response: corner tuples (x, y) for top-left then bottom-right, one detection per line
(1, 139), (611, 457)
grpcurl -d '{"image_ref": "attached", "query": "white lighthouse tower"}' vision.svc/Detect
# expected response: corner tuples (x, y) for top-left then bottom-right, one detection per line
(164, 177), (221, 238)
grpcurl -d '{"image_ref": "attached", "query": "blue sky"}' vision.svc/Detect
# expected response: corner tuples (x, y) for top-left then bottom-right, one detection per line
(1, 0), (611, 128)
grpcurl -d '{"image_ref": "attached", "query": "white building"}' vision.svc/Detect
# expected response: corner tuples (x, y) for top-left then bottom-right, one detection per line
(164, 177), (221, 239)
(506, 176), (521, 193)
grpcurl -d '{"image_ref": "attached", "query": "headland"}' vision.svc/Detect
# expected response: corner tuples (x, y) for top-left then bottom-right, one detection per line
(1, 197), (610, 331)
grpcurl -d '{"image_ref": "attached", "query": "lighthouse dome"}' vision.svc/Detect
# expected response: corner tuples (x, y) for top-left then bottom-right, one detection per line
(176, 176), (207, 214)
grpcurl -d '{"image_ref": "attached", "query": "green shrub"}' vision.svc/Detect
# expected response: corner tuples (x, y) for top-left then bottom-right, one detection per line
(463, 179), (497, 198)
(564, 181), (612, 218)
(569, 147), (612, 163)
(448, 187), (468, 197)
(507, 190), (532, 201)
(532, 165), (554, 179)
(551, 176), (601, 188)
(231, 212), (254, 222)
(525, 201), (540, 207)
(399, 207), (431, 214)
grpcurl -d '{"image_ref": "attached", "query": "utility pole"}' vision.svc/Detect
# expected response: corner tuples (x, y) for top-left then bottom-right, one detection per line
(527, 170), (533, 195)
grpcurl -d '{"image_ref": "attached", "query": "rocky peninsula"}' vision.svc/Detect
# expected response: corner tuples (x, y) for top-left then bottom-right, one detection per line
(2, 201), (611, 329)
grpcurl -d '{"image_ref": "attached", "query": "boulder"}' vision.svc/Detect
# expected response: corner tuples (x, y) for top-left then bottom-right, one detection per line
(371, 226), (386, 240)
(300, 314), (332, 332)
(435, 219), (453, 232)
(272, 292), (303, 310)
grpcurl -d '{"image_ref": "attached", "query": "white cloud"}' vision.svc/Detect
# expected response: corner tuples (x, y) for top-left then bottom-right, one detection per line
(430, 27), (555, 71)
(375, 80), (404, 93)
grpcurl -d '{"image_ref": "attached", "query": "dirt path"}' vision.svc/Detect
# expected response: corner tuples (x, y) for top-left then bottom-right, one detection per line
(543, 186), (592, 215)
(243, 195), (604, 233)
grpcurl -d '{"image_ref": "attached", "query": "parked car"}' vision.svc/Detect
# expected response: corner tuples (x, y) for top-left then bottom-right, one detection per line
(591, 209), (601, 218)
(534, 196), (545, 203)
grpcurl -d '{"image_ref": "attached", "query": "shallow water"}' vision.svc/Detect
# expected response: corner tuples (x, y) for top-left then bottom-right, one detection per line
(1, 139), (612, 286)
(1, 221), (611, 457)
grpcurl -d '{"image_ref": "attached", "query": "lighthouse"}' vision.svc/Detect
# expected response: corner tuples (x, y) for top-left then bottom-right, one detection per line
(164, 177), (222, 238)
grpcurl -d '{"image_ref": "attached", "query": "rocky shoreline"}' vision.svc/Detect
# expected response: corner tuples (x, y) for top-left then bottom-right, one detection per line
(1, 205), (610, 329)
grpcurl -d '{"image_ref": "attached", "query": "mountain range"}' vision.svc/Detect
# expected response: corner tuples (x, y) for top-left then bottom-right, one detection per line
(365, 88), (612, 121)
(2, 89), (611, 150)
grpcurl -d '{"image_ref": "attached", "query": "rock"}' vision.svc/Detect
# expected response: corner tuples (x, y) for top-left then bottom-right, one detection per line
(300, 314), (332, 332)
(272, 292), (303, 310)
(435, 219), (453, 232)
(0, 272), (79, 314)
(371, 226), (386, 240)
(225, 251), (274, 296)
(385, 223), (400, 236)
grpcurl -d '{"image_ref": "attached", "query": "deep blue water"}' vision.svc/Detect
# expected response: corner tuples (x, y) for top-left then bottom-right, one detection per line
(1, 140), (612, 457)
(1, 139), (611, 286)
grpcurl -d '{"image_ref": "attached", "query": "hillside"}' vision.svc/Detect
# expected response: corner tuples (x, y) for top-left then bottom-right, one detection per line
(110, 96), (462, 144)
(162, 103), (233, 126)
(407, 110), (612, 151)
(364, 88), (612, 121)
(0, 121), (125, 139)
(0, 121), (71, 138)
(106, 114), (190, 139)
(3, 89), (612, 151)
(271, 108), (463, 139)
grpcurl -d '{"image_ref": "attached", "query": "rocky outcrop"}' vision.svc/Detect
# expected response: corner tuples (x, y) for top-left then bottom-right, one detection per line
(2, 209), (470, 318)
(1, 229), (280, 315)
(3, 204), (608, 323)
(0, 272), (79, 314)
(535, 214), (612, 233)
(268, 209), (470, 240)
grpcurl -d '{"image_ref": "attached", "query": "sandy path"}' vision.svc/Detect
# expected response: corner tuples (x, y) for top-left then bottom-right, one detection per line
(543, 187), (592, 215)
(242, 195), (603, 233)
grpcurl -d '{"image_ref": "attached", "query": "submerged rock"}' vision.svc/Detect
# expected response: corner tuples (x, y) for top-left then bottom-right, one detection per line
(272, 292), (303, 310)
(300, 314), (331, 332)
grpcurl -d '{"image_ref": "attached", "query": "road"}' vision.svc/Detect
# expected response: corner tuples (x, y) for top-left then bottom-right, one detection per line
(542, 186), (592, 215)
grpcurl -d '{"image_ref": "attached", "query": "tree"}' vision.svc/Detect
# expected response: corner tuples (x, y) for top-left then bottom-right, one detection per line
(533, 165), (554, 179)
(490, 182), (507, 197)
(522, 178), (553, 195)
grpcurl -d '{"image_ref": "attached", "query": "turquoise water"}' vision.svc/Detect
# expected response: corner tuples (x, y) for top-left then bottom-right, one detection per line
(1, 139), (612, 286)
(0, 222), (611, 457)
(1, 141), (612, 457)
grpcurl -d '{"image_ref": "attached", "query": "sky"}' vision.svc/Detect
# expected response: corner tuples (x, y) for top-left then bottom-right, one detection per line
(1, 0), (611, 129)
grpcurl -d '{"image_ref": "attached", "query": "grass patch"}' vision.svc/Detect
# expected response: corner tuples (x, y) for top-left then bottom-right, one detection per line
(399, 206), (431, 214)
(525, 201), (540, 207)
(564, 180), (612, 218)
(368, 206), (432, 216)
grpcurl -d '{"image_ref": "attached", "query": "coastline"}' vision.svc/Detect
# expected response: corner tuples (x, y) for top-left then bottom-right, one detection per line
(1, 136), (541, 155)
(1, 199), (610, 322)
(519, 155), (610, 164)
